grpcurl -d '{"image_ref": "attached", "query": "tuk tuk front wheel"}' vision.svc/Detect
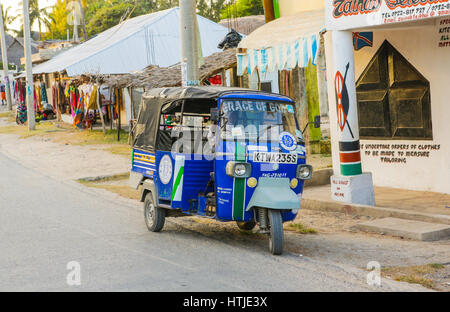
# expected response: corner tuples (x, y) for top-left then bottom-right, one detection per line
(268, 210), (284, 255)
(236, 221), (256, 231)
(144, 193), (165, 232)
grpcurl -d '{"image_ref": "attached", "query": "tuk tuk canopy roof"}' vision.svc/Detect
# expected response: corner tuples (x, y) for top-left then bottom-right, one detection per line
(133, 86), (294, 152)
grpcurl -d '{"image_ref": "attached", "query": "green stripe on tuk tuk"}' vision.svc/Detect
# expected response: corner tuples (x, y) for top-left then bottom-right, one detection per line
(172, 166), (184, 201)
(232, 141), (247, 221)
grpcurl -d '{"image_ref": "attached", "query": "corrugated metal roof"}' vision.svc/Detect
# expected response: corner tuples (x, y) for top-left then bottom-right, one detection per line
(32, 7), (232, 76)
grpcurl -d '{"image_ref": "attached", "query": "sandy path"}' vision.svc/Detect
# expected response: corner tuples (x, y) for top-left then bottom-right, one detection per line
(0, 133), (130, 181)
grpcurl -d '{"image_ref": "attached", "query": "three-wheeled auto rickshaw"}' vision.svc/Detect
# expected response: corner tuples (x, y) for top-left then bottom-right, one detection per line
(129, 87), (312, 255)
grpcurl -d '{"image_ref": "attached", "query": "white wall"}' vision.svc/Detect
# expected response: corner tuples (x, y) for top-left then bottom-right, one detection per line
(278, 0), (325, 17)
(325, 20), (450, 194)
(249, 70), (280, 93)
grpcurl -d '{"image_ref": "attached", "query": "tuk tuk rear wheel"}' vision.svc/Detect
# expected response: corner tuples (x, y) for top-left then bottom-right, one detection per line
(268, 210), (284, 255)
(144, 193), (165, 232)
(236, 221), (256, 231)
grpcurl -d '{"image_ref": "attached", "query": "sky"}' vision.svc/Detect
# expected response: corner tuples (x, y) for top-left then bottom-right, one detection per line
(3, 0), (57, 32)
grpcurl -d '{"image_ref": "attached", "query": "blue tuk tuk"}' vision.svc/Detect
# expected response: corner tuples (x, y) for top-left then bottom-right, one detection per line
(129, 87), (312, 255)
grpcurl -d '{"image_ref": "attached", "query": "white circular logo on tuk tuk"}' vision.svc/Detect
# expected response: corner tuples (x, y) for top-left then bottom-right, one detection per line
(279, 132), (297, 151)
(159, 155), (173, 185)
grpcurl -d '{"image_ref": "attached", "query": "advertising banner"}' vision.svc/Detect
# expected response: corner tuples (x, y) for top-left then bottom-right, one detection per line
(326, 0), (450, 30)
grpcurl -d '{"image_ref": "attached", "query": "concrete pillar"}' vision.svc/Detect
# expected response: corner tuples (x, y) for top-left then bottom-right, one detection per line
(328, 30), (375, 206)
(180, 0), (199, 86)
(331, 30), (362, 176)
(22, 0), (36, 130)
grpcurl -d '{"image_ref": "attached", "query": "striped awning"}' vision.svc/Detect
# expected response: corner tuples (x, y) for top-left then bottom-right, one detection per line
(237, 9), (325, 76)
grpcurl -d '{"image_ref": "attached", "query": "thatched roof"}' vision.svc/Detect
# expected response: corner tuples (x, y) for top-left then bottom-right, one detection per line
(219, 15), (266, 35)
(79, 48), (237, 89)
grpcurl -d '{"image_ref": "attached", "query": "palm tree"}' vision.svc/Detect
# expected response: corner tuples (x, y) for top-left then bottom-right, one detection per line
(1, 4), (18, 33)
(18, 0), (52, 40)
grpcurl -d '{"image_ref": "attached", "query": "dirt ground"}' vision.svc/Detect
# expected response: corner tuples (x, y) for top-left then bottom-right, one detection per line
(1, 116), (449, 291)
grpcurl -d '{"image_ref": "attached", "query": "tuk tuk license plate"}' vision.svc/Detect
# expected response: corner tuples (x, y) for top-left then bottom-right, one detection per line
(253, 152), (298, 164)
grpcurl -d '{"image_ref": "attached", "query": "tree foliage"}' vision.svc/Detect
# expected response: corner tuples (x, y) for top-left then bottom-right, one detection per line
(36, 0), (264, 40)
(221, 0), (264, 19)
(1, 5), (17, 33)
(197, 0), (227, 22)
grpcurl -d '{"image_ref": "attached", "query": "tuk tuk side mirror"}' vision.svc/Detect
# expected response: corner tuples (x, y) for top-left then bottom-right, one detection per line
(302, 115), (321, 134)
(210, 108), (219, 122)
(314, 115), (321, 129)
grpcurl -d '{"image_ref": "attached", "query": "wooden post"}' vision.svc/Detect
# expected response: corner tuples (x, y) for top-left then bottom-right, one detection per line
(294, 67), (309, 146)
(117, 88), (121, 142)
(96, 84), (106, 134)
(316, 35), (330, 138)
(129, 87), (134, 120)
(55, 73), (62, 121)
(221, 69), (227, 87)
(263, 0), (275, 23)
(109, 88), (113, 130)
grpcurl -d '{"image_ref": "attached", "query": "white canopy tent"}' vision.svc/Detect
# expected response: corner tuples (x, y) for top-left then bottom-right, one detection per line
(32, 7), (232, 76)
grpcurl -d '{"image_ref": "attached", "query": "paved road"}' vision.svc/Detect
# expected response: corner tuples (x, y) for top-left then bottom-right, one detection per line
(0, 151), (423, 291)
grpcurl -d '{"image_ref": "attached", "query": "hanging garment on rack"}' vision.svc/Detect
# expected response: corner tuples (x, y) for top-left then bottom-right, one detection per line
(88, 85), (98, 110)
(40, 82), (48, 104)
(73, 92), (84, 129)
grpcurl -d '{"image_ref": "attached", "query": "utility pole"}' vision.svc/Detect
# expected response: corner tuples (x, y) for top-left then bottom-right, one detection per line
(78, 0), (88, 41)
(263, 0), (275, 23)
(180, 0), (199, 86)
(22, 0), (35, 130)
(73, 5), (79, 42)
(0, 3), (12, 111)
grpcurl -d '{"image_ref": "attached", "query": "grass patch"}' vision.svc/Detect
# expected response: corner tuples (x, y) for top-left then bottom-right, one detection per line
(381, 263), (446, 289)
(284, 222), (317, 234)
(0, 120), (131, 159)
(0, 122), (64, 138)
(0, 119), (129, 146)
(0, 111), (13, 118)
(76, 173), (139, 200)
(87, 184), (140, 200)
(51, 128), (129, 146)
(105, 145), (132, 157)
(396, 275), (435, 289)
(73, 129), (129, 145)
(77, 172), (130, 184)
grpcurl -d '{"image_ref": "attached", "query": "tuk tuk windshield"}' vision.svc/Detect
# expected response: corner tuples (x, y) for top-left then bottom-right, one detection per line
(220, 100), (301, 142)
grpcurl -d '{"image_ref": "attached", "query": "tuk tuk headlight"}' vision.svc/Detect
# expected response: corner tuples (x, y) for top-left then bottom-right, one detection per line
(226, 161), (252, 178)
(297, 165), (313, 180)
(235, 163), (247, 176)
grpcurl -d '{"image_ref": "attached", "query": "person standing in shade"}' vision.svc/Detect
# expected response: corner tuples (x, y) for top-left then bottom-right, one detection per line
(0, 82), (6, 105)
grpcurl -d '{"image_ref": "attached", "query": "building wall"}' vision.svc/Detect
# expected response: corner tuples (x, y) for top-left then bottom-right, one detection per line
(325, 20), (450, 194)
(278, 0), (325, 17)
(249, 70), (279, 94)
(6, 41), (25, 69)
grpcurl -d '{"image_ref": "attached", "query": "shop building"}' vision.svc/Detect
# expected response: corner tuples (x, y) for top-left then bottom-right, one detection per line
(324, 0), (450, 195)
(238, 0), (449, 200)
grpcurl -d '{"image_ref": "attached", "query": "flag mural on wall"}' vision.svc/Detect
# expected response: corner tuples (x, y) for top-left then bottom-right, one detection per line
(352, 32), (373, 50)
(332, 31), (363, 176)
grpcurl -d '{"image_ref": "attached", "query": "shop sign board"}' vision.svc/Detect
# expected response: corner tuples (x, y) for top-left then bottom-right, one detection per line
(326, 0), (450, 30)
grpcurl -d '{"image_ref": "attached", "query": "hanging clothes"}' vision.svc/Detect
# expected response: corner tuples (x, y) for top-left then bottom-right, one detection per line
(40, 82), (48, 104)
